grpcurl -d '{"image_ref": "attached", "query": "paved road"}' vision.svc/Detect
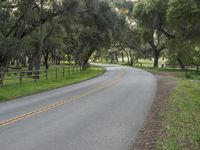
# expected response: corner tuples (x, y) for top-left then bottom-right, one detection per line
(0, 64), (157, 150)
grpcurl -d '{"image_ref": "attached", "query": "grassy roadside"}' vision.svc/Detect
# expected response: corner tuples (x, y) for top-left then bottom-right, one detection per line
(157, 79), (200, 149)
(0, 66), (105, 102)
(138, 67), (200, 149)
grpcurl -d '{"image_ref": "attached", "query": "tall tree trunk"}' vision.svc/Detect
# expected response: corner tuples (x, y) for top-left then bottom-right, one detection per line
(121, 51), (124, 63)
(115, 52), (118, 62)
(28, 56), (35, 75)
(0, 55), (9, 83)
(122, 48), (130, 65)
(0, 56), (9, 72)
(11, 59), (15, 66)
(177, 56), (185, 70)
(67, 55), (71, 64)
(35, 0), (44, 79)
(153, 49), (159, 68)
(82, 49), (94, 69)
(28, 58), (35, 71)
(44, 51), (49, 70)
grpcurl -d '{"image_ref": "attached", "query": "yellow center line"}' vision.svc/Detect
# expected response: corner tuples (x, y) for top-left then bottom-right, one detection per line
(0, 69), (126, 127)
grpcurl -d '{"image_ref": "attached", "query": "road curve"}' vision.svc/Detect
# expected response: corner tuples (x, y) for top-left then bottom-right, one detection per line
(0, 64), (157, 150)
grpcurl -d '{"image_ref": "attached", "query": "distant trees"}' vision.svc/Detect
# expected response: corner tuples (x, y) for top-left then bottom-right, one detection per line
(1, 0), (199, 72)
(0, 0), (125, 72)
(166, 0), (200, 69)
(131, 0), (200, 68)
(133, 0), (169, 67)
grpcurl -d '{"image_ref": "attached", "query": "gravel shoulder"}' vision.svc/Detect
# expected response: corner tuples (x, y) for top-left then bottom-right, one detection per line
(132, 72), (178, 150)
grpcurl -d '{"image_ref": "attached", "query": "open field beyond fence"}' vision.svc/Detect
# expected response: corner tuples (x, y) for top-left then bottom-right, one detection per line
(0, 66), (82, 87)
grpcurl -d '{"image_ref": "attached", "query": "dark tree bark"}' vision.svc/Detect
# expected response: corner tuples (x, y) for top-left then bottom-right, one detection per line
(148, 39), (165, 68)
(67, 54), (72, 64)
(34, 0), (44, 79)
(177, 54), (185, 70)
(196, 65), (199, 72)
(121, 51), (124, 63)
(115, 52), (119, 62)
(27, 56), (35, 75)
(0, 55), (9, 72)
(43, 51), (49, 70)
(120, 47), (130, 65)
(82, 49), (94, 69)
(153, 50), (160, 68)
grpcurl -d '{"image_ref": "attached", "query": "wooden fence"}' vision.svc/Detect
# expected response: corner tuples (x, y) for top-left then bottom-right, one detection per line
(0, 66), (83, 87)
(132, 63), (199, 71)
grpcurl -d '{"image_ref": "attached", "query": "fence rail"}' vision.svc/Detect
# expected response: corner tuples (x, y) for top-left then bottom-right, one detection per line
(132, 63), (200, 70)
(0, 66), (83, 87)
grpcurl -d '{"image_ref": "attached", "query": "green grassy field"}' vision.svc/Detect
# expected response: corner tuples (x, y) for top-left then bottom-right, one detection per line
(0, 66), (105, 102)
(138, 67), (200, 149)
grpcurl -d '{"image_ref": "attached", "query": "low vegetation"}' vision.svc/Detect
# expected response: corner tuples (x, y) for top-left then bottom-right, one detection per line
(157, 79), (200, 149)
(0, 66), (105, 102)
(135, 66), (200, 149)
(0, 0), (200, 148)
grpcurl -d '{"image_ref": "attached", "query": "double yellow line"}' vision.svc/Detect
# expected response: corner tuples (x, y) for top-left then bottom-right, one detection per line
(0, 69), (126, 127)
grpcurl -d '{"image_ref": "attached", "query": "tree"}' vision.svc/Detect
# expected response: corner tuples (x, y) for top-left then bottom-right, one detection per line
(133, 0), (168, 67)
(166, 0), (200, 69)
(167, 0), (200, 42)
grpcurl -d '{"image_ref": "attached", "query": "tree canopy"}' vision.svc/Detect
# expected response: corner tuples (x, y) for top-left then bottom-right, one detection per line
(0, 0), (199, 72)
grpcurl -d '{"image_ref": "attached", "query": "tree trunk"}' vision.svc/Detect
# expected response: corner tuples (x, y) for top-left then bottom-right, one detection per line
(0, 56), (9, 72)
(177, 56), (185, 70)
(44, 51), (49, 70)
(11, 59), (15, 66)
(121, 51), (124, 63)
(82, 49), (94, 69)
(67, 54), (71, 64)
(130, 58), (134, 66)
(0, 57), (8, 83)
(115, 52), (118, 62)
(27, 56), (35, 75)
(122, 48), (130, 65)
(35, 0), (44, 79)
(153, 50), (159, 68)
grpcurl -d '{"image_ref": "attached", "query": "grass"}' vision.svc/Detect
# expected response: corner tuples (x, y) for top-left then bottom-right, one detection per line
(135, 66), (200, 149)
(3, 65), (76, 85)
(157, 79), (200, 150)
(0, 66), (105, 102)
(139, 67), (200, 80)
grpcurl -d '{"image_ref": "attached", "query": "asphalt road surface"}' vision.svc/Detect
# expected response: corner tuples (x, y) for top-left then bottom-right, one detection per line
(0, 64), (157, 150)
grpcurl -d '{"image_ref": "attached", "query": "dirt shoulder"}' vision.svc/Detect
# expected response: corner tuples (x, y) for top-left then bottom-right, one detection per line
(132, 72), (178, 150)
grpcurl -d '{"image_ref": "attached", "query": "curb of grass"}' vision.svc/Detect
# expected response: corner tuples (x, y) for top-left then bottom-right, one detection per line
(0, 66), (106, 103)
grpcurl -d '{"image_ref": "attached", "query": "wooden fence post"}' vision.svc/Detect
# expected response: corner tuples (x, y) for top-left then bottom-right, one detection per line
(34, 70), (37, 83)
(45, 69), (48, 80)
(20, 71), (22, 84)
(56, 68), (58, 79)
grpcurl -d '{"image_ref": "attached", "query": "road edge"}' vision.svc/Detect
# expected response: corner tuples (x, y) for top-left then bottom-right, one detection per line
(132, 71), (178, 150)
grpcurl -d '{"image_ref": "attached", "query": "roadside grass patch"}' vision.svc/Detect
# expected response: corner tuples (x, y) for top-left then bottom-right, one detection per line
(156, 79), (200, 149)
(0, 66), (105, 102)
(132, 65), (200, 149)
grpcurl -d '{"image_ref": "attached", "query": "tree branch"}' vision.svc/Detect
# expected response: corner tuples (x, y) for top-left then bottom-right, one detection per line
(160, 28), (175, 39)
